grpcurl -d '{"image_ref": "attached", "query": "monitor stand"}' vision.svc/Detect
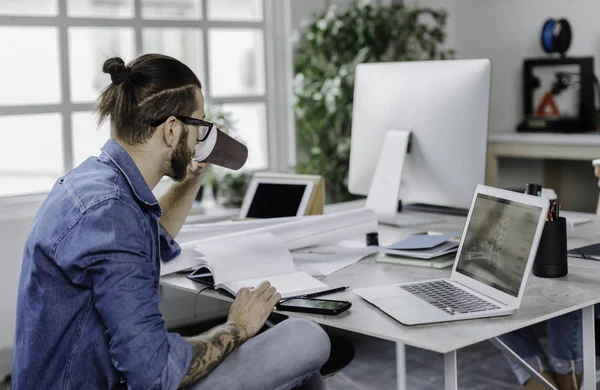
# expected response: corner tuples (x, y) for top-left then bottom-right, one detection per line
(365, 130), (445, 227)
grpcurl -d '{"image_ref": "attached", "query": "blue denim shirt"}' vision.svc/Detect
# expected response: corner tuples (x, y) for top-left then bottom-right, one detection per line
(13, 140), (192, 390)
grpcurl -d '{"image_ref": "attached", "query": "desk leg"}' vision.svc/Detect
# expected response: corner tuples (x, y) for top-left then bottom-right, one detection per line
(485, 148), (500, 187)
(396, 342), (406, 390)
(491, 338), (557, 390)
(444, 350), (458, 390)
(582, 305), (596, 390)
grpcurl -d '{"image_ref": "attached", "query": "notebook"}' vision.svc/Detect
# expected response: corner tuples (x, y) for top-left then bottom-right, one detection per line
(376, 253), (455, 269)
(568, 243), (600, 261)
(380, 232), (461, 259)
(181, 233), (329, 299)
(384, 233), (459, 250)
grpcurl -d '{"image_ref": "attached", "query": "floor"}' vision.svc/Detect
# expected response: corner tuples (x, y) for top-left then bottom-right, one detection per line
(2, 326), (597, 390)
(0, 333), (520, 390)
(324, 330), (520, 390)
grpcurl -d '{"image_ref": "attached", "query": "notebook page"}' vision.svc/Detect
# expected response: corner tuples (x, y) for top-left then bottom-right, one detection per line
(160, 241), (207, 276)
(221, 271), (328, 299)
(194, 233), (294, 285)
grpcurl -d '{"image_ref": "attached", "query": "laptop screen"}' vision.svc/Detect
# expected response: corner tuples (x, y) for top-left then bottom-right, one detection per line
(455, 193), (543, 297)
(246, 183), (308, 218)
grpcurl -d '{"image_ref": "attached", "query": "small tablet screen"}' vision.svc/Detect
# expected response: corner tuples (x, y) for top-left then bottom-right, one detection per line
(246, 183), (308, 218)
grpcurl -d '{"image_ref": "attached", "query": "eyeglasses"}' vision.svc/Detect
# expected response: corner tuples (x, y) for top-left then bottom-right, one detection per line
(151, 115), (214, 143)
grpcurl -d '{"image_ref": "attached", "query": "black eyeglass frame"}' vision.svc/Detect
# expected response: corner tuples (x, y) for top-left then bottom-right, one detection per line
(151, 116), (214, 142)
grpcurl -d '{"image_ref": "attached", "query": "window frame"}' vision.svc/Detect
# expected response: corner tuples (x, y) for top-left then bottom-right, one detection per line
(0, 0), (294, 199)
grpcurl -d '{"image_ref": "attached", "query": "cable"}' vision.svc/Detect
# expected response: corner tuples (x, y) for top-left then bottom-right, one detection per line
(193, 286), (214, 318)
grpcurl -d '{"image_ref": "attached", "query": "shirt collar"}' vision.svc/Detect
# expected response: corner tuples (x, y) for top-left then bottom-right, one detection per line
(100, 139), (161, 210)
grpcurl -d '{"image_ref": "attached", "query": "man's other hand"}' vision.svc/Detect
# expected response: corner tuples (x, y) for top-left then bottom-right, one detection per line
(227, 281), (281, 341)
(186, 161), (208, 181)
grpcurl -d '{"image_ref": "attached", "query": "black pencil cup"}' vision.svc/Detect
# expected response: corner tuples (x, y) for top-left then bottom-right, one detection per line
(533, 217), (568, 278)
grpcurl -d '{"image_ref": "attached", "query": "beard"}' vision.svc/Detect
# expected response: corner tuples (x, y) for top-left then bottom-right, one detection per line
(168, 129), (194, 182)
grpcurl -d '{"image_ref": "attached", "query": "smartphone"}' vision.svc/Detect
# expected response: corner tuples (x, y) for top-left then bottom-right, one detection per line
(276, 298), (351, 316)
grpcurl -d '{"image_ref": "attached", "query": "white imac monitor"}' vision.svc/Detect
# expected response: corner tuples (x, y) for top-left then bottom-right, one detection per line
(348, 59), (491, 226)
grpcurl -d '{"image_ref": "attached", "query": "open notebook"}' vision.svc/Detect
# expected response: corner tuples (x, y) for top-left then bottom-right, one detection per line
(175, 233), (329, 299)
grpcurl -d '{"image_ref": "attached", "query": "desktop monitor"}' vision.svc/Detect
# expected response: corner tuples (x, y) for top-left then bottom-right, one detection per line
(348, 59), (491, 225)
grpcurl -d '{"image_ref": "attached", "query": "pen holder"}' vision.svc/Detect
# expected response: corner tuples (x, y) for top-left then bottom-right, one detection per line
(533, 217), (568, 278)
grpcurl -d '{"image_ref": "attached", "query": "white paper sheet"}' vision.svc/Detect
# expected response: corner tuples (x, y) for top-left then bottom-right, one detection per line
(291, 242), (378, 276)
(223, 271), (328, 298)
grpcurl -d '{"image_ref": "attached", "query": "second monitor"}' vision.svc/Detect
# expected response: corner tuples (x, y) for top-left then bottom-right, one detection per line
(348, 59), (492, 225)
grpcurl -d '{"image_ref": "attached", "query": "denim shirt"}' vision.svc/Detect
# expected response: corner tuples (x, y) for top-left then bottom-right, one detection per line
(13, 140), (192, 390)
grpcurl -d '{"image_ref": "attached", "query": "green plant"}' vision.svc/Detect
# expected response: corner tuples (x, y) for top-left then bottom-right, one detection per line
(293, 1), (454, 203)
(195, 104), (237, 202)
(218, 171), (251, 207)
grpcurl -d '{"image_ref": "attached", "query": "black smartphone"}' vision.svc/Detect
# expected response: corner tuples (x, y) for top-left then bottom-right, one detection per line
(276, 298), (351, 316)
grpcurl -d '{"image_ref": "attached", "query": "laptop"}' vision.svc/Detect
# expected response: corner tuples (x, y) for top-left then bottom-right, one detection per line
(354, 185), (549, 325)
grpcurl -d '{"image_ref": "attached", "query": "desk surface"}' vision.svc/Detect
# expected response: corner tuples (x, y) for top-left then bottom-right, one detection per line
(489, 131), (600, 146)
(162, 203), (600, 354)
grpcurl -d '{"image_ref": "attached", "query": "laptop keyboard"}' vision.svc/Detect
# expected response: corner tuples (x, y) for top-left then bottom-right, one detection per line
(400, 280), (501, 315)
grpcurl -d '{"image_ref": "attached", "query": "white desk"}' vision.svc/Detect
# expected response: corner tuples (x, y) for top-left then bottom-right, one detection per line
(162, 202), (600, 390)
(486, 131), (600, 187)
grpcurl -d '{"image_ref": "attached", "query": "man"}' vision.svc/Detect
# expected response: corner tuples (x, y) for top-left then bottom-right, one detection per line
(13, 54), (330, 389)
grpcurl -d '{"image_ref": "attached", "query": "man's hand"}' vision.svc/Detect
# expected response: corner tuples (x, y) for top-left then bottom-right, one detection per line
(186, 161), (208, 182)
(227, 281), (282, 340)
(178, 282), (281, 388)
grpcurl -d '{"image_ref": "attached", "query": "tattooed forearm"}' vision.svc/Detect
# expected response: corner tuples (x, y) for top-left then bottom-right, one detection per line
(178, 322), (246, 388)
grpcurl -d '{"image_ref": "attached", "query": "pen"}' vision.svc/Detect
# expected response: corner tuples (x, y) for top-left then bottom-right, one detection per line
(550, 202), (560, 221)
(303, 286), (350, 298)
(281, 286), (350, 302)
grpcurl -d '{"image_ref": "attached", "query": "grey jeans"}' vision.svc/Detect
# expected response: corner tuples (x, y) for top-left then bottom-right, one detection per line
(187, 318), (331, 390)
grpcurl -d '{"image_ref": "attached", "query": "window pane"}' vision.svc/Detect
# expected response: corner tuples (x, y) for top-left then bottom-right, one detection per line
(0, 27), (60, 106)
(141, 0), (202, 20)
(208, 0), (262, 21)
(142, 28), (204, 83)
(220, 103), (267, 170)
(0, 114), (63, 196)
(208, 29), (265, 97)
(72, 112), (111, 167)
(69, 28), (135, 103)
(0, 0), (57, 16)
(67, 0), (133, 18)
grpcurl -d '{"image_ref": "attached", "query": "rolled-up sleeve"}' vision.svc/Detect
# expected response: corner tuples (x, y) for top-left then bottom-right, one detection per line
(159, 223), (182, 262)
(56, 200), (191, 390)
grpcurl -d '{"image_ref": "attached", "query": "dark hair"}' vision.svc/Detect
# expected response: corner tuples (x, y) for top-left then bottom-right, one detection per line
(97, 54), (202, 145)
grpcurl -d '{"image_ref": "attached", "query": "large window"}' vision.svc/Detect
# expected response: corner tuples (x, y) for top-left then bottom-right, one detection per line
(0, 0), (274, 197)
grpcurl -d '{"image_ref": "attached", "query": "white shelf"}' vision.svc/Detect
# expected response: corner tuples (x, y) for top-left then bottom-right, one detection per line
(489, 131), (600, 146)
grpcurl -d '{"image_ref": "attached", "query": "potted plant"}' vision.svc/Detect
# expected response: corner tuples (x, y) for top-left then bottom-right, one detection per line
(293, 0), (454, 203)
(217, 171), (251, 208)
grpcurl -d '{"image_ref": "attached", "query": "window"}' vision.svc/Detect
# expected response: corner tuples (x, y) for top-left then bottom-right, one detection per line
(0, 0), (277, 198)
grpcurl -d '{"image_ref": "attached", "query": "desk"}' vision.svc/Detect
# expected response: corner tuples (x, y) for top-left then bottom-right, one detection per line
(486, 132), (600, 187)
(162, 202), (600, 390)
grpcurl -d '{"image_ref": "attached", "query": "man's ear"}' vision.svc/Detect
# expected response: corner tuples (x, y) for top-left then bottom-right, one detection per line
(162, 116), (178, 147)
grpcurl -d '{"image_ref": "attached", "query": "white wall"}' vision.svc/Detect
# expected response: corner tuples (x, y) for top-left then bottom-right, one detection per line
(447, 0), (600, 133)
(414, 0), (600, 195)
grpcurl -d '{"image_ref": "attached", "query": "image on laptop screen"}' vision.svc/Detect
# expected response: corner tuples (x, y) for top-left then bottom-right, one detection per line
(246, 183), (307, 218)
(455, 194), (543, 297)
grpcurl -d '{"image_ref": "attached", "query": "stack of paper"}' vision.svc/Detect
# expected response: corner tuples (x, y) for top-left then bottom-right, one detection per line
(380, 233), (460, 259)
(175, 208), (378, 251)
